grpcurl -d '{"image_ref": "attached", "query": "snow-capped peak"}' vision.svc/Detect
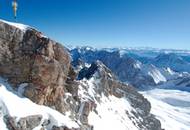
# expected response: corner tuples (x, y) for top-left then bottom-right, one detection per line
(142, 64), (167, 84)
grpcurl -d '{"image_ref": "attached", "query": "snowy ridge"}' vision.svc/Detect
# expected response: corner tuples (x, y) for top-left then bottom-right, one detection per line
(158, 67), (176, 81)
(0, 79), (79, 130)
(0, 19), (29, 31)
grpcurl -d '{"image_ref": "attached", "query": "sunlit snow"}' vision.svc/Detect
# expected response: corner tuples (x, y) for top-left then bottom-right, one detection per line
(0, 79), (79, 130)
(0, 19), (29, 31)
(141, 89), (190, 130)
(88, 95), (139, 130)
(78, 76), (140, 130)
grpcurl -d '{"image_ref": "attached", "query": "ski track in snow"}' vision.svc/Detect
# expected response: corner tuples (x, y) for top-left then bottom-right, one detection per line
(141, 89), (190, 130)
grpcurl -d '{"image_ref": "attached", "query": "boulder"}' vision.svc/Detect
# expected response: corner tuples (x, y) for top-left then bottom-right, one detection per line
(4, 115), (42, 130)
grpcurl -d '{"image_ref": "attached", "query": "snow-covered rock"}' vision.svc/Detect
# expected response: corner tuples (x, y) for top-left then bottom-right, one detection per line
(0, 79), (79, 130)
(0, 19), (29, 31)
(77, 61), (162, 130)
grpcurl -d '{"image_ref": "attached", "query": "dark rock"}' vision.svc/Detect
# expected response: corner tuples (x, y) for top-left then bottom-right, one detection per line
(78, 62), (98, 80)
(4, 115), (42, 130)
(51, 125), (80, 130)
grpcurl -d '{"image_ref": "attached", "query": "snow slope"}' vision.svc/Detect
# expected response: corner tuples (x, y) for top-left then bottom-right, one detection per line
(88, 95), (139, 130)
(141, 89), (190, 130)
(0, 78), (79, 130)
(141, 64), (167, 84)
(78, 77), (148, 130)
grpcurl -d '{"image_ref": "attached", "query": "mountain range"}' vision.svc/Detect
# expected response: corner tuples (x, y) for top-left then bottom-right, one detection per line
(70, 46), (190, 90)
(0, 19), (190, 130)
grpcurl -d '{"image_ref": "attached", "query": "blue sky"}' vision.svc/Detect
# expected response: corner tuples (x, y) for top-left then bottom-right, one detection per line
(0, 0), (190, 49)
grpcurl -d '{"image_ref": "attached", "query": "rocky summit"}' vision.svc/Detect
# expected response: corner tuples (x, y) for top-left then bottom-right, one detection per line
(0, 20), (162, 130)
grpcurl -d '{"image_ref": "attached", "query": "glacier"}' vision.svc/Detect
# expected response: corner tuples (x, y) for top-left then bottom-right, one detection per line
(141, 89), (190, 130)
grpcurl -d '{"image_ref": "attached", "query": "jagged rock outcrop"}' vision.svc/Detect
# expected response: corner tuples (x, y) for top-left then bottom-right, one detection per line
(0, 20), (74, 114)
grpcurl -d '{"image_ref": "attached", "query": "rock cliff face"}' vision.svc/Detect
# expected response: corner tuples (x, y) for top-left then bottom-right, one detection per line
(0, 20), (162, 130)
(0, 20), (72, 113)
